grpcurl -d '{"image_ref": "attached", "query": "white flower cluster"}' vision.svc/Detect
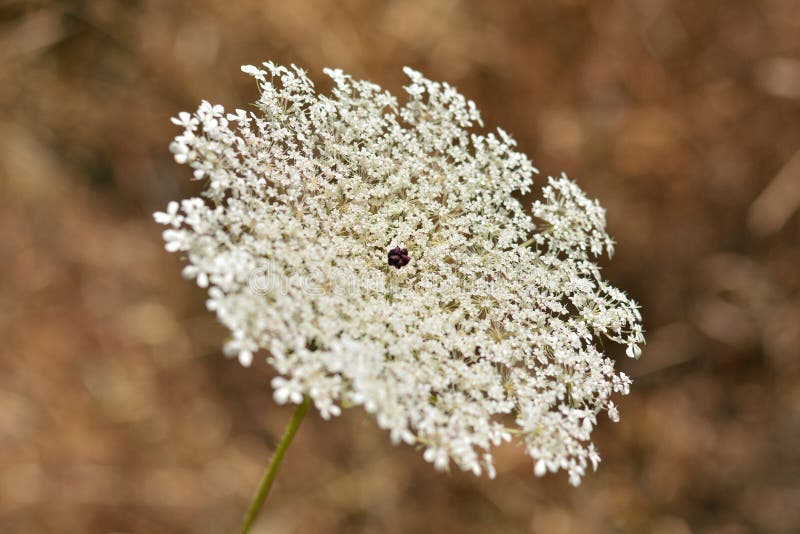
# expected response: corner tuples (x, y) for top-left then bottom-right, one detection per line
(155, 63), (644, 485)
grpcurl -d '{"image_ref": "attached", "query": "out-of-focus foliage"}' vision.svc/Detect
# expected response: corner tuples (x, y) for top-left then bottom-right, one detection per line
(1, 1), (798, 532)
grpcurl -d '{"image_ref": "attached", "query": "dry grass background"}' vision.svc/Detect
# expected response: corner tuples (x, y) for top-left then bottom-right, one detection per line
(1, 1), (800, 532)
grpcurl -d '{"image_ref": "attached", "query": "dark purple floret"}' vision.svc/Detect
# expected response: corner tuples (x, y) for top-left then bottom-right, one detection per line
(388, 246), (410, 269)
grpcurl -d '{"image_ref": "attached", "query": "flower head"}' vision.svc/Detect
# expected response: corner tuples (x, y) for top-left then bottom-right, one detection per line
(155, 62), (644, 485)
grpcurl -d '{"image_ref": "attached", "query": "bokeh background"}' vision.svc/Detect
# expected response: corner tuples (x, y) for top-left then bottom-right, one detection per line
(2, 0), (799, 532)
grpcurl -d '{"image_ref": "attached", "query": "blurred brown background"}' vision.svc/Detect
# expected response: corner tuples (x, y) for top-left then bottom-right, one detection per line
(2, 0), (799, 532)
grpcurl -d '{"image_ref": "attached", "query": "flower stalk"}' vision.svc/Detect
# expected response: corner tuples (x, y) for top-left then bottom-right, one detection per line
(239, 396), (312, 534)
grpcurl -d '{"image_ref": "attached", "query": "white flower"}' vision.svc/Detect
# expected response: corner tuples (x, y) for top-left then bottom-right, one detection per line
(155, 62), (644, 485)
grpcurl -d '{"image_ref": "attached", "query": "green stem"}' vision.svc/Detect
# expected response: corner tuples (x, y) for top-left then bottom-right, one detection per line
(239, 396), (312, 534)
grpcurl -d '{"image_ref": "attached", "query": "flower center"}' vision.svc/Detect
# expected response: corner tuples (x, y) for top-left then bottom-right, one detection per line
(388, 246), (410, 269)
